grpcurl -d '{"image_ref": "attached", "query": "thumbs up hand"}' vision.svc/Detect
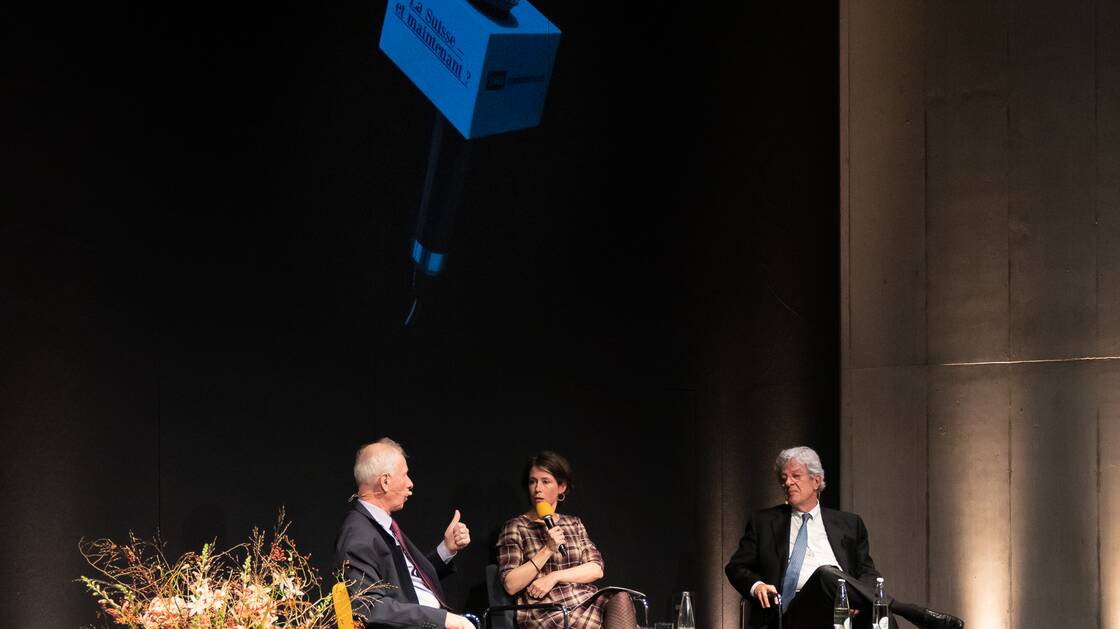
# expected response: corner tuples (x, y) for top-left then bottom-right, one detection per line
(443, 509), (471, 552)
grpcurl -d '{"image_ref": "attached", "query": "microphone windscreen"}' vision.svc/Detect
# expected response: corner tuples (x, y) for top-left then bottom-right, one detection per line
(535, 502), (555, 518)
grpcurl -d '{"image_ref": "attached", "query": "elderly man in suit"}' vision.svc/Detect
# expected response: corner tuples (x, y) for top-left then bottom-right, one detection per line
(337, 438), (476, 629)
(725, 446), (964, 629)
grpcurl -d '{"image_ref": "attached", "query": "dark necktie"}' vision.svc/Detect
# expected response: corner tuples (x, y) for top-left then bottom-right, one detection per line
(780, 512), (812, 612)
(389, 519), (449, 609)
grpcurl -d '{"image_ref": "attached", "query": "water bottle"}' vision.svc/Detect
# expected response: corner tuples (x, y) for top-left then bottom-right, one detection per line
(872, 577), (889, 629)
(832, 578), (850, 629)
(676, 591), (695, 629)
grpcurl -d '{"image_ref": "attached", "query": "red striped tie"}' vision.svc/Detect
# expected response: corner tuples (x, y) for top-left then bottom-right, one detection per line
(390, 519), (449, 609)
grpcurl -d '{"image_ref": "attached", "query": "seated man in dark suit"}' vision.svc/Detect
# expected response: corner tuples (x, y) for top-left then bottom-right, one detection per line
(337, 438), (476, 629)
(725, 446), (964, 629)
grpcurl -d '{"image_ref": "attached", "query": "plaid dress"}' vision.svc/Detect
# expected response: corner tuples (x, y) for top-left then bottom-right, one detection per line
(496, 513), (606, 629)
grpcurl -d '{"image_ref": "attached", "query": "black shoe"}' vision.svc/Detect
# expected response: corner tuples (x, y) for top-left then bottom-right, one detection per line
(923, 609), (964, 629)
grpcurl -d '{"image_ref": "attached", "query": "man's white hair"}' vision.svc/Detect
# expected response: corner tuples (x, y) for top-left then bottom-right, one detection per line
(354, 437), (406, 487)
(774, 446), (827, 493)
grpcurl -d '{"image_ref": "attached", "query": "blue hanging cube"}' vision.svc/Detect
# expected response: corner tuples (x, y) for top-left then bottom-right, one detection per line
(379, 0), (561, 139)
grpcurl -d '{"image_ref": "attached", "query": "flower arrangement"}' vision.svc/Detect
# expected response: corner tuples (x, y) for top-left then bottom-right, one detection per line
(79, 510), (372, 629)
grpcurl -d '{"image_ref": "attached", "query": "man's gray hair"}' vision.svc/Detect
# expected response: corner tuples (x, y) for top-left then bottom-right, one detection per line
(354, 437), (407, 487)
(774, 446), (826, 493)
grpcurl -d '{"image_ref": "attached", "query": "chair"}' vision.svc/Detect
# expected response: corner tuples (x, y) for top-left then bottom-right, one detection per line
(482, 564), (650, 629)
(483, 564), (571, 629)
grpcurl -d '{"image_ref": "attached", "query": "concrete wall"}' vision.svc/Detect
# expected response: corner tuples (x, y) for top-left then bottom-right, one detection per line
(840, 0), (1119, 627)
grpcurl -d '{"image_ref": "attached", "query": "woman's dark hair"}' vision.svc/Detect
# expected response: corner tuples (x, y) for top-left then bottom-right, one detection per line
(522, 450), (575, 495)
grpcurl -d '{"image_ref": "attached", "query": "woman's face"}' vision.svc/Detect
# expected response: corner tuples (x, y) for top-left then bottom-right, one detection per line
(527, 465), (568, 510)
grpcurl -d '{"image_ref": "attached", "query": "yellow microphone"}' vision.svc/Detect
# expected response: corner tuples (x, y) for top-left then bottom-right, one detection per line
(534, 502), (566, 555)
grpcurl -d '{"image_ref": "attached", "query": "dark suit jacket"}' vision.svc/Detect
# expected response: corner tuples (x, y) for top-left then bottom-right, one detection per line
(336, 501), (456, 629)
(724, 504), (882, 628)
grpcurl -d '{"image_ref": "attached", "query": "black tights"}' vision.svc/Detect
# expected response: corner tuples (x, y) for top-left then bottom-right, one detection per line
(602, 592), (638, 629)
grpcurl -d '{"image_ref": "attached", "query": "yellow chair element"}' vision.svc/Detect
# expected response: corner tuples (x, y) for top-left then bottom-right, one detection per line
(333, 582), (355, 629)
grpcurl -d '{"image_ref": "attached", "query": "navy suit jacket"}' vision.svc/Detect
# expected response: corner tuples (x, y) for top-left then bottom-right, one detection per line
(336, 501), (455, 629)
(724, 504), (882, 628)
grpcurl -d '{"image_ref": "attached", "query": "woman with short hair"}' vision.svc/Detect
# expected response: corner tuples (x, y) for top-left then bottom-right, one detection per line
(496, 451), (638, 629)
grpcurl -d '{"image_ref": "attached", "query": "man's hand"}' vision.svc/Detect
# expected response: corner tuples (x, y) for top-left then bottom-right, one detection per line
(443, 510), (471, 552)
(444, 612), (475, 629)
(526, 572), (560, 599)
(751, 583), (779, 609)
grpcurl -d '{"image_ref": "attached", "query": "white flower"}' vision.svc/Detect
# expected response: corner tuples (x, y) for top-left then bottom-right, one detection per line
(272, 570), (305, 599)
(141, 596), (188, 627)
(239, 583), (272, 612)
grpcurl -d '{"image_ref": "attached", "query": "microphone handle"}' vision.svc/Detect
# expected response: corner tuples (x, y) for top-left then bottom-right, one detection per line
(543, 515), (567, 555)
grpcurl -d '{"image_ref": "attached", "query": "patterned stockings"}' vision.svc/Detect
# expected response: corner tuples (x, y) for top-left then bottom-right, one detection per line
(602, 592), (638, 629)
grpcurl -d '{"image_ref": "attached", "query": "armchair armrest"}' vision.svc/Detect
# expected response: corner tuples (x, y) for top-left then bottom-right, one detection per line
(482, 603), (570, 629)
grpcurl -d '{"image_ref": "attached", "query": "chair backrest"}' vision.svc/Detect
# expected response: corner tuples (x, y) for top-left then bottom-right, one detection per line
(485, 564), (518, 629)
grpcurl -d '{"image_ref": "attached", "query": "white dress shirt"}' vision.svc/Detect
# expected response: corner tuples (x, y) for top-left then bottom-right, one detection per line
(749, 501), (843, 597)
(788, 502), (841, 591)
(359, 500), (455, 608)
